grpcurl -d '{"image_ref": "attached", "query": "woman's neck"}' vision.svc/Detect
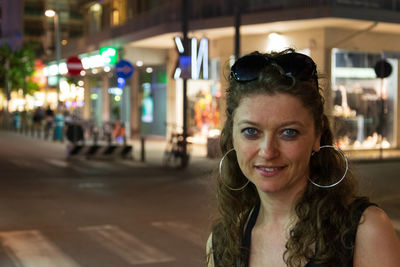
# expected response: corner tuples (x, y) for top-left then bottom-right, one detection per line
(256, 184), (305, 228)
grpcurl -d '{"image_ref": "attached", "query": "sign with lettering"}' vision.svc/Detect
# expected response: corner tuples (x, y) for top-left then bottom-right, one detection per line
(173, 36), (209, 80)
(66, 56), (83, 76)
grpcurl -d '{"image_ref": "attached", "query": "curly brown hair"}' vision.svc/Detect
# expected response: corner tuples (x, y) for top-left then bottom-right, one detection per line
(209, 49), (360, 266)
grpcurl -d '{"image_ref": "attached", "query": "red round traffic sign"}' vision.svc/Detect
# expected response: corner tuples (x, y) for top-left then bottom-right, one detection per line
(66, 56), (83, 76)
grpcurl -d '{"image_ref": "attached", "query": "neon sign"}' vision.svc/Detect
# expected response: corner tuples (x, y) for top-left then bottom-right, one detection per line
(100, 46), (118, 65)
(174, 37), (209, 80)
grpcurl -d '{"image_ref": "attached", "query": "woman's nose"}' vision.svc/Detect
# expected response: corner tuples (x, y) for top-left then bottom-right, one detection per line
(258, 137), (279, 158)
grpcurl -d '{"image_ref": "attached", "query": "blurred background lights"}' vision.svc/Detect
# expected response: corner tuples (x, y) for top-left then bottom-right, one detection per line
(77, 80), (84, 86)
(266, 32), (288, 52)
(44, 9), (55, 17)
(146, 67), (153, 73)
(103, 66), (111, 72)
(91, 3), (101, 12)
(136, 60), (143, 67)
(117, 77), (126, 88)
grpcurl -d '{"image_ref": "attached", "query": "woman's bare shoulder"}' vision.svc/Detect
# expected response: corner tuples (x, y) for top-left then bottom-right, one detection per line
(354, 206), (400, 267)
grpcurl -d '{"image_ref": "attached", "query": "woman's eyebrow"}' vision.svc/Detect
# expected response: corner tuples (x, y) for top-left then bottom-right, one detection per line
(237, 120), (305, 128)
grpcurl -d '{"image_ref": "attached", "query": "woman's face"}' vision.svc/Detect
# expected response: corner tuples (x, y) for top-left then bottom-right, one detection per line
(232, 93), (321, 195)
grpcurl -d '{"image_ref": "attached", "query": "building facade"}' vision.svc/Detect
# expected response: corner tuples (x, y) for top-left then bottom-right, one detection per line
(0, 0), (23, 50)
(43, 0), (400, 153)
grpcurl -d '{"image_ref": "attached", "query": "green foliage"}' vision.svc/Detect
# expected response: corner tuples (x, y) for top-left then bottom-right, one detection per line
(0, 42), (39, 96)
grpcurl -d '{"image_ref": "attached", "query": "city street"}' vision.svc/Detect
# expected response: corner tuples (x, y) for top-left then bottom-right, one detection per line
(0, 130), (218, 267)
(0, 130), (399, 267)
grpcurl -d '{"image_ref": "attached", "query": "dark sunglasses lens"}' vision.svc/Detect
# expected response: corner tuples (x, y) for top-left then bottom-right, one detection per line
(275, 53), (316, 80)
(231, 54), (268, 81)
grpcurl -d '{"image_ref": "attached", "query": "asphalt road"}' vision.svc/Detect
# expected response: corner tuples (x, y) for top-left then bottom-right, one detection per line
(0, 130), (219, 267)
(0, 130), (399, 266)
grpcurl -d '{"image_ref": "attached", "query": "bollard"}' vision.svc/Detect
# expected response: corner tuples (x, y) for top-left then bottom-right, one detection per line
(53, 113), (64, 141)
(93, 131), (99, 145)
(140, 136), (145, 162)
(123, 134), (127, 146)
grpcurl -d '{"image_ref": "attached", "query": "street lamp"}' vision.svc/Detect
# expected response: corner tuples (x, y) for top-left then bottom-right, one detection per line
(45, 9), (61, 113)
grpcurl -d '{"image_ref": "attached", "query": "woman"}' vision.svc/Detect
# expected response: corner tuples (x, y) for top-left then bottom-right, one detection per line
(207, 49), (400, 266)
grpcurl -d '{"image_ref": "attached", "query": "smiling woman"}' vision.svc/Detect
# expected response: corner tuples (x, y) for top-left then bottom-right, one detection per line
(207, 49), (400, 267)
(232, 93), (320, 195)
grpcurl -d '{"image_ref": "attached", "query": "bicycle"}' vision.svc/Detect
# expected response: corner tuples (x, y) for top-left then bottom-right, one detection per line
(162, 130), (192, 169)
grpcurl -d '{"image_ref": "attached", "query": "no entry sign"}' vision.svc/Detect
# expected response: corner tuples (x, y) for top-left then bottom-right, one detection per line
(66, 56), (84, 76)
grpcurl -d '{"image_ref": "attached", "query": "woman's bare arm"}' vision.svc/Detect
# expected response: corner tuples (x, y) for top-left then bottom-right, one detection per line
(354, 206), (400, 266)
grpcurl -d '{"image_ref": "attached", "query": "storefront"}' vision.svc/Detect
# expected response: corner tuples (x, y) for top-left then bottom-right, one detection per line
(138, 66), (167, 136)
(331, 49), (397, 150)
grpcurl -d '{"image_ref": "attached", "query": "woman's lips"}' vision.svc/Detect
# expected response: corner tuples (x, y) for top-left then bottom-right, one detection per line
(255, 165), (285, 177)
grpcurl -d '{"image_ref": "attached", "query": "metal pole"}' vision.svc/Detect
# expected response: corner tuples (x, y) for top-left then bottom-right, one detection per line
(234, 0), (241, 59)
(54, 12), (61, 113)
(181, 0), (189, 168)
(4, 58), (10, 129)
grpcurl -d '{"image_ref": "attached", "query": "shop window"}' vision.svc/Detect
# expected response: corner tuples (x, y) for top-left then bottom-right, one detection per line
(331, 49), (397, 149)
(184, 58), (221, 144)
(111, 0), (127, 26)
(139, 67), (167, 136)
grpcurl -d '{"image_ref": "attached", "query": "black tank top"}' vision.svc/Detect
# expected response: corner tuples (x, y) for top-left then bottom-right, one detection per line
(239, 198), (376, 267)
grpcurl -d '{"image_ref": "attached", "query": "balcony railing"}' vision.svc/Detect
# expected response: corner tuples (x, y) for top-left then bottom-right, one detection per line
(63, 0), (400, 56)
(107, 0), (400, 34)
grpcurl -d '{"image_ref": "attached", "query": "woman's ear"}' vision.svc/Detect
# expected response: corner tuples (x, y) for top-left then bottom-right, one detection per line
(312, 132), (322, 152)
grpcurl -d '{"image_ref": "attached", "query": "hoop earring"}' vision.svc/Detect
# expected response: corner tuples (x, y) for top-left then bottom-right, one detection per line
(218, 148), (250, 191)
(309, 145), (349, 189)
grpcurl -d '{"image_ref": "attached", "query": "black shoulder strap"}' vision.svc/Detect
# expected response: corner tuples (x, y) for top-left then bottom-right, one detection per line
(212, 232), (219, 266)
(350, 197), (378, 225)
(350, 197), (378, 241)
(212, 202), (261, 267)
(241, 202), (260, 267)
(308, 197), (378, 267)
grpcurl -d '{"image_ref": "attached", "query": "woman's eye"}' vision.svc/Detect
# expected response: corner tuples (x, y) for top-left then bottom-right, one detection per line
(281, 129), (299, 139)
(242, 128), (259, 138)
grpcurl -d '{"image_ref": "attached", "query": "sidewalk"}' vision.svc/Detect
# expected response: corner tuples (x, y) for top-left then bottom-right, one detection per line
(129, 136), (219, 172)
(3, 129), (400, 170)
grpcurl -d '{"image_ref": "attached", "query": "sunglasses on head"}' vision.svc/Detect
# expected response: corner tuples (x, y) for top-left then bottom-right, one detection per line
(230, 52), (318, 84)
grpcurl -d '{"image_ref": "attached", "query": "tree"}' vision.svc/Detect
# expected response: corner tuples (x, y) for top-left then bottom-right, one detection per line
(0, 42), (39, 99)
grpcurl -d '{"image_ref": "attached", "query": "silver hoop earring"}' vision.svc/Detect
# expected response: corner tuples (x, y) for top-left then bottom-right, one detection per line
(309, 145), (349, 189)
(218, 148), (250, 191)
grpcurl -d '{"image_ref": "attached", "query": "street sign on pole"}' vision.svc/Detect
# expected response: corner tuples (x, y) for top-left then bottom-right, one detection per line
(66, 56), (83, 76)
(115, 60), (134, 79)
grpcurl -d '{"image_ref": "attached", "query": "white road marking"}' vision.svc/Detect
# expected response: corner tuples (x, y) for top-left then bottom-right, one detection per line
(0, 230), (80, 267)
(151, 221), (204, 247)
(46, 158), (97, 173)
(77, 182), (105, 189)
(46, 158), (69, 168)
(79, 225), (174, 264)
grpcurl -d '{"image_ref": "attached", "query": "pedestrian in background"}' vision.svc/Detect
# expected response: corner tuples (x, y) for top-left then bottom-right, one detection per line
(12, 110), (21, 132)
(32, 106), (44, 138)
(207, 49), (400, 266)
(44, 106), (54, 140)
(20, 110), (32, 135)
